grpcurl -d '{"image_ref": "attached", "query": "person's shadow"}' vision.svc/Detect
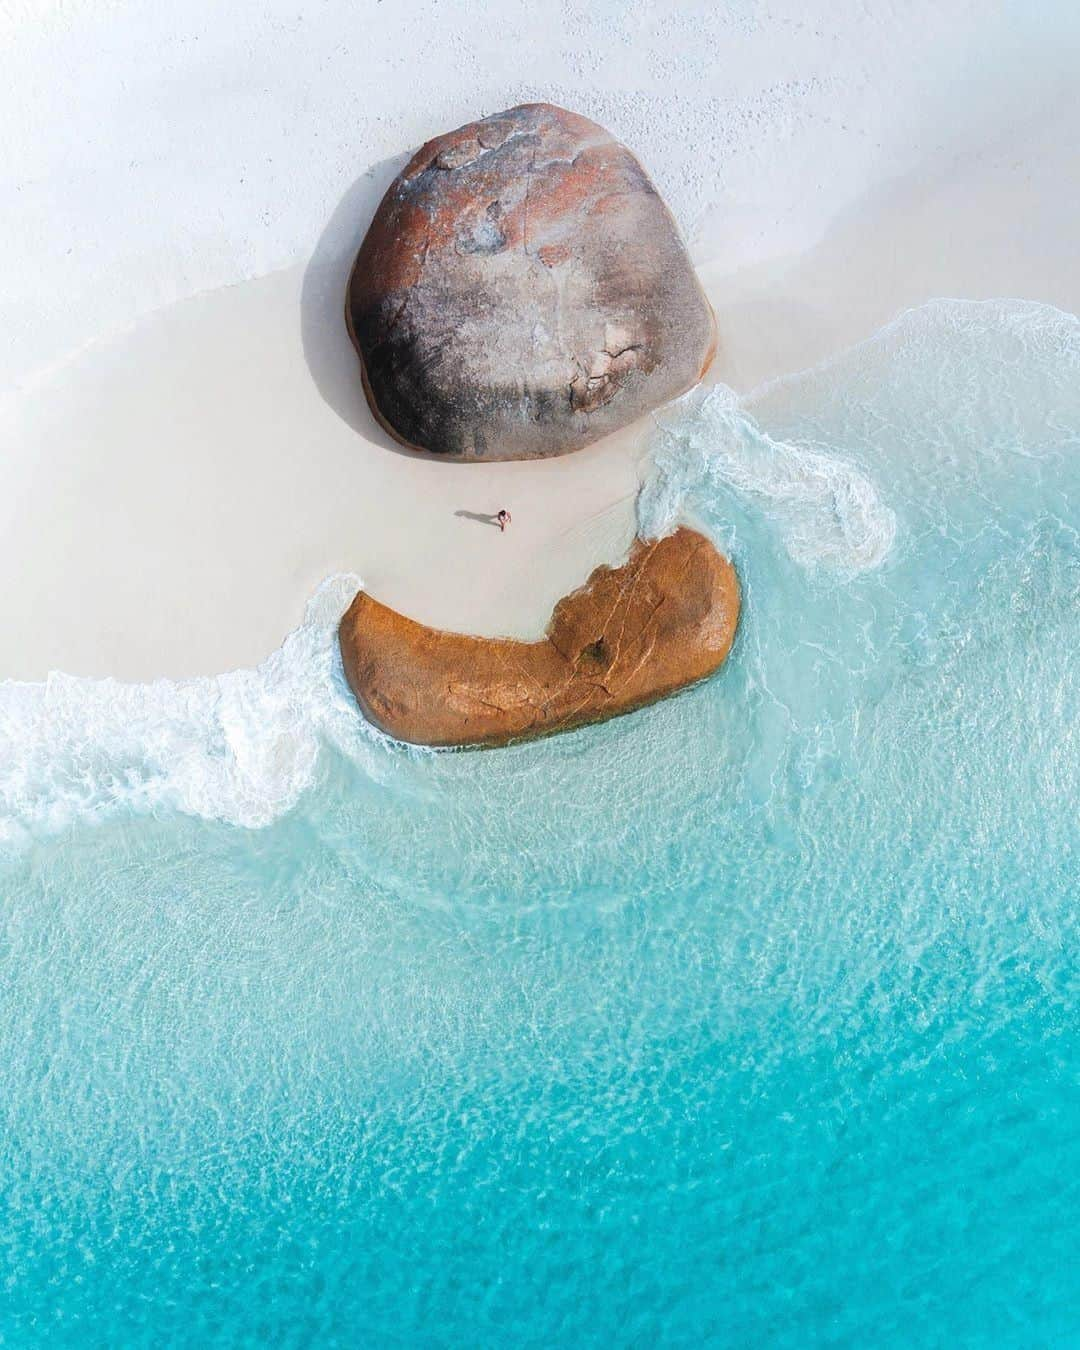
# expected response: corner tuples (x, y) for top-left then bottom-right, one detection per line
(300, 154), (415, 453)
(455, 510), (504, 528)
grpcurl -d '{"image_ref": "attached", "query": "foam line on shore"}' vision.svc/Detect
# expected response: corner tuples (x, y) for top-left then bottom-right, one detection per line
(0, 575), (408, 850)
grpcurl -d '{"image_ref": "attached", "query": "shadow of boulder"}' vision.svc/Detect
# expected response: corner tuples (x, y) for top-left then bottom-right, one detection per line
(300, 154), (410, 448)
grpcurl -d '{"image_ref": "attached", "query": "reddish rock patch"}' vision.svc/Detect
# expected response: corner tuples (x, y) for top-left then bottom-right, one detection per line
(347, 103), (717, 460)
(339, 528), (739, 747)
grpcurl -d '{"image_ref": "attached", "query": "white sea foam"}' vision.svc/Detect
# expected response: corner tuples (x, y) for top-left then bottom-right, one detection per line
(641, 297), (1080, 580)
(639, 385), (897, 574)
(0, 575), (404, 850)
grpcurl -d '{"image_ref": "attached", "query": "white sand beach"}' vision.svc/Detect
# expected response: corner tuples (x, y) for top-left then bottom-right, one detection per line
(0, 265), (644, 680)
(2, 2), (1079, 681)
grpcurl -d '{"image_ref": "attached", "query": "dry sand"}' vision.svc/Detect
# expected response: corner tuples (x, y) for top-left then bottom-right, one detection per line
(708, 88), (1080, 394)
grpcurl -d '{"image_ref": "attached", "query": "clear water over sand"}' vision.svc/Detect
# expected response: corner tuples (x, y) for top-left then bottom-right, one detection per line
(2, 299), (1076, 1344)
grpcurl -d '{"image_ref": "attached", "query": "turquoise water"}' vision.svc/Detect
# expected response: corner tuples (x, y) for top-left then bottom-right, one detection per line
(1, 300), (1077, 1346)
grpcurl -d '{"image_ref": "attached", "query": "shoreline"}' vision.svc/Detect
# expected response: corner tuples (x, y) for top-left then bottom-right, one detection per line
(707, 86), (1080, 395)
(2, 88), (1079, 684)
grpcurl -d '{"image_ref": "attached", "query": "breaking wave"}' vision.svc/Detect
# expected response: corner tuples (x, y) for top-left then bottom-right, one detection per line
(639, 384), (897, 573)
(0, 575), (405, 850)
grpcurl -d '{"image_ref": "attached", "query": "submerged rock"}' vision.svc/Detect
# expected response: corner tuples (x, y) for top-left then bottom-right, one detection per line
(347, 103), (717, 460)
(339, 528), (739, 747)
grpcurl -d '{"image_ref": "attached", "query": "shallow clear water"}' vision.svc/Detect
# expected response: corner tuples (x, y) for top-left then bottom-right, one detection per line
(1, 300), (1077, 1346)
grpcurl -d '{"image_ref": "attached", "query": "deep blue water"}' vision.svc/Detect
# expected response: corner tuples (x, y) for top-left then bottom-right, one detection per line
(1, 300), (1077, 1345)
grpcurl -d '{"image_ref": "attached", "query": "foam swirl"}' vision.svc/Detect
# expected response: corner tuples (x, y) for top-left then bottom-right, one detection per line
(639, 384), (897, 573)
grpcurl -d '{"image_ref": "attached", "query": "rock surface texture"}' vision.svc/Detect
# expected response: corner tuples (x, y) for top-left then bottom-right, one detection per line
(347, 103), (717, 460)
(339, 528), (739, 747)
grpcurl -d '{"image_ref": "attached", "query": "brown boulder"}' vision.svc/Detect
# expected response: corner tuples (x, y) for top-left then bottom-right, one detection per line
(339, 528), (739, 747)
(347, 103), (716, 460)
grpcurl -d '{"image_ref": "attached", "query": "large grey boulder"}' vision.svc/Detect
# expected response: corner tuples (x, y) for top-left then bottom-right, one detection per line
(347, 102), (716, 459)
